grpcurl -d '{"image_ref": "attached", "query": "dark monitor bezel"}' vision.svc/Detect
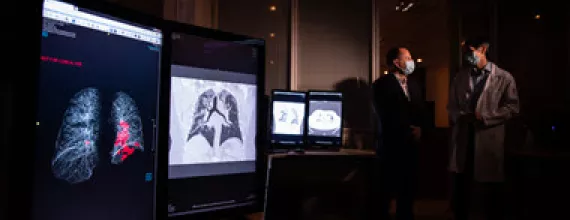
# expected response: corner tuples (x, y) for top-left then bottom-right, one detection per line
(161, 20), (266, 219)
(305, 90), (345, 151)
(269, 89), (307, 151)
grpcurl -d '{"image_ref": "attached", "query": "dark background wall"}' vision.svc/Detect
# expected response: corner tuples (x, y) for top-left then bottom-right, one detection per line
(217, 0), (290, 95)
(504, 0), (568, 123)
(163, 0), (195, 24)
(108, 0), (163, 18)
(295, 0), (373, 148)
(296, 0), (371, 91)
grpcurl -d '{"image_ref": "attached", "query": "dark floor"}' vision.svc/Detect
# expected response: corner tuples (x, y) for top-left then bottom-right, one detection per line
(256, 200), (451, 219)
(390, 200), (452, 220)
(252, 194), (570, 220)
(248, 200), (452, 220)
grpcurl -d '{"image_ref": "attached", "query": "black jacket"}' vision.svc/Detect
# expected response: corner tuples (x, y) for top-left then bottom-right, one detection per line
(372, 73), (426, 153)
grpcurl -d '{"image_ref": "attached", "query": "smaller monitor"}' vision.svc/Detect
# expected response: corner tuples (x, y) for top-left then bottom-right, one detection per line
(306, 91), (344, 149)
(270, 90), (307, 148)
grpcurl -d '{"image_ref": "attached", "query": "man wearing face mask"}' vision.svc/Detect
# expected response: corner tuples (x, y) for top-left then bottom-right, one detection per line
(448, 38), (519, 220)
(372, 47), (426, 220)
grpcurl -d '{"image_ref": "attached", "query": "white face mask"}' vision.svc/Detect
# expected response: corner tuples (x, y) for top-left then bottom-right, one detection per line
(465, 51), (480, 66)
(400, 60), (415, 75)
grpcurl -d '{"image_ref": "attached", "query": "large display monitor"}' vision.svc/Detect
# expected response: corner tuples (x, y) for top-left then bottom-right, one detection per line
(33, 1), (163, 220)
(270, 90), (307, 148)
(167, 25), (264, 217)
(306, 91), (344, 149)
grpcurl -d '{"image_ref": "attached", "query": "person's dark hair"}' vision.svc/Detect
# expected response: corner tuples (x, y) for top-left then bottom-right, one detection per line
(464, 37), (490, 50)
(386, 47), (405, 67)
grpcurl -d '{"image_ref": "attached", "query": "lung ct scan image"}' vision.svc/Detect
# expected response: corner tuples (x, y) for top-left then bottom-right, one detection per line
(272, 101), (305, 135)
(169, 74), (257, 165)
(308, 101), (342, 137)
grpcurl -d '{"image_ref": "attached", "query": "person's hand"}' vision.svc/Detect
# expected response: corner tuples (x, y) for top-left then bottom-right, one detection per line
(475, 112), (483, 121)
(459, 113), (476, 123)
(411, 125), (422, 141)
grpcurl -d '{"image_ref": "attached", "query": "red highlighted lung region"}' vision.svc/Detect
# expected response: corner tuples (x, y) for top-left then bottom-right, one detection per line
(113, 120), (142, 162)
(110, 92), (144, 164)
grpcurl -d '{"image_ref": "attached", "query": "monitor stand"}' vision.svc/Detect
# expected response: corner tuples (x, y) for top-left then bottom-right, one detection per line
(307, 145), (342, 152)
(268, 143), (305, 154)
(292, 148), (305, 154)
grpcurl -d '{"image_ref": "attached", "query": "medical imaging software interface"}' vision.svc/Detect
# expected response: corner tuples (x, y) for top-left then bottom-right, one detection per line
(32, 1), (162, 220)
(307, 92), (343, 146)
(271, 91), (306, 145)
(168, 32), (260, 216)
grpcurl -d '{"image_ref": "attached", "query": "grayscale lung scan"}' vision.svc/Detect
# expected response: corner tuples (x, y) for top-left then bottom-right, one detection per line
(169, 76), (256, 165)
(272, 101), (305, 135)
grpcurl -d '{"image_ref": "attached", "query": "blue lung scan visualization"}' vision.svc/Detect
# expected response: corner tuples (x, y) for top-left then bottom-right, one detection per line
(52, 88), (101, 184)
(110, 92), (144, 165)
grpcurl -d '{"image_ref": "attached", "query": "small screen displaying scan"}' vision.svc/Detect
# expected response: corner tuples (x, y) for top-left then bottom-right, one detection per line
(270, 91), (306, 145)
(306, 91), (343, 146)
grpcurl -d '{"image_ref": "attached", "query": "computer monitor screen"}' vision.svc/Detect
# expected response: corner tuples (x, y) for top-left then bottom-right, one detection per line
(306, 91), (343, 147)
(270, 91), (306, 146)
(168, 31), (262, 216)
(33, 1), (162, 220)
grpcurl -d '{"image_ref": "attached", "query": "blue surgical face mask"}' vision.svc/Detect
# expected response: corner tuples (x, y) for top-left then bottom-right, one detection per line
(401, 60), (415, 75)
(465, 51), (480, 66)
